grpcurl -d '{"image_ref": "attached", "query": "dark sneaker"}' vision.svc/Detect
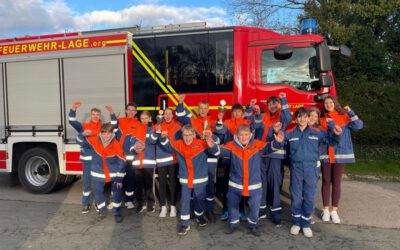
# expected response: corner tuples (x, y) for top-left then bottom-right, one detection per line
(225, 226), (237, 235)
(220, 210), (228, 221)
(114, 215), (123, 223)
(239, 211), (248, 221)
(136, 205), (146, 214)
(272, 218), (281, 227)
(147, 205), (155, 213)
(259, 209), (267, 219)
(196, 216), (207, 227)
(249, 227), (261, 237)
(82, 205), (90, 214)
(177, 225), (191, 236)
(205, 211), (216, 223)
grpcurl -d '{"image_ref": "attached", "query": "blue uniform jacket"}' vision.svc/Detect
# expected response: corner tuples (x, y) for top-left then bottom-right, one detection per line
(123, 125), (157, 169)
(77, 133), (125, 183)
(160, 136), (210, 189)
(321, 110), (363, 163)
(209, 136), (279, 196)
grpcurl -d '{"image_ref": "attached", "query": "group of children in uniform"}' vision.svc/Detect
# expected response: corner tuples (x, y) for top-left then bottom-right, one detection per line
(69, 93), (363, 237)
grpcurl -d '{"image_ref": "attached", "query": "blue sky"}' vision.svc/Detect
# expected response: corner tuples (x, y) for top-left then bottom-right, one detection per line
(0, 0), (301, 39)
(64, 0), (227, 12)
(0, 0), (231, 39)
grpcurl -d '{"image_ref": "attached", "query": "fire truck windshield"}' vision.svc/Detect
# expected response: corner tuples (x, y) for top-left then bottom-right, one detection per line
(261, 47), (320, 92)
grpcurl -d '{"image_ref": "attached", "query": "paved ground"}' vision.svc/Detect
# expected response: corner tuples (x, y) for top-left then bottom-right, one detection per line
(0, 173), (399, 250)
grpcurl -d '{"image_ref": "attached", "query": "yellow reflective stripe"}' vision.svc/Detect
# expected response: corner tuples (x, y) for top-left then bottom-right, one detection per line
(132, 40), (197, 118)
(131, 50), (180, 108)
(132, 50), (171, 95)
(208, 106), (232, 110)
(136, 106), (234, 111)
(105, 39), (127, 45)
(137, 107), (160, 111)
(132, 41), (165, 83)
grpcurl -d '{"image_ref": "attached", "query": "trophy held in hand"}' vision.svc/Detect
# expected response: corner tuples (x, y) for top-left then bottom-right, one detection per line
(156, 110), (164, 134)
(219, 99), (226, 113)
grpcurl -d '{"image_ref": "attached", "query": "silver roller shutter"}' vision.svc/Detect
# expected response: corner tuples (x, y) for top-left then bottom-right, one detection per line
(6, 59), (61, 128)
(63, 54), (126, 140)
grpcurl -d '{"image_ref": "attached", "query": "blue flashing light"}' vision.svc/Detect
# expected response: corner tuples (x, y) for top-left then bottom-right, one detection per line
(301, 18), (317, 34)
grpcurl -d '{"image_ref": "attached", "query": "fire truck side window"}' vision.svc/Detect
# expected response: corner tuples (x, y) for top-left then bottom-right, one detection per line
(261, 47), (320, 92)
(131, 31), (234, 109)
(209, 32), (234, 92)
(155, 34), (209, 92)
(132, 37), (157, 109)
(153, 31), (233, 93)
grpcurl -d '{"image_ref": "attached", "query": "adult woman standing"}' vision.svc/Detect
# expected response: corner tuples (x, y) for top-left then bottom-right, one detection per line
(320, 96), (363, 223)
(152, 108), (181, 217)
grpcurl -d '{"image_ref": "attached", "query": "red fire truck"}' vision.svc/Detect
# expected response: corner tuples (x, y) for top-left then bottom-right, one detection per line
(0, 23), (348, 193)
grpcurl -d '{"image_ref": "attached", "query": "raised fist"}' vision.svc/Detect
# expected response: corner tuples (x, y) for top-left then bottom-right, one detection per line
(105, 105), (114, 114)
(274, 130), (285, 143)
(72, 101), (81, 111)
(161, 131), (168, 138)
(333, 125), (343, 135)
(273, 122), (282, 133)
(249, 98), (257, 107)
(253, 104), (261, 115)
(179, 94), (186, 104)
(344, 106), (351, 112)
(279, 92), (286, 98)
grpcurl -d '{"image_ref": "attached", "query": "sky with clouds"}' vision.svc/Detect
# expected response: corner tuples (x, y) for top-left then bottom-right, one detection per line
(0, 0), (231, 39)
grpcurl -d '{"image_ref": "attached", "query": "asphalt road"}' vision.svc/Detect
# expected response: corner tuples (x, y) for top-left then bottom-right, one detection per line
(0, 173), (399, 250)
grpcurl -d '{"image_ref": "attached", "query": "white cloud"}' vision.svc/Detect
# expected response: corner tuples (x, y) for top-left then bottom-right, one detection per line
(0, 0), (228, 39)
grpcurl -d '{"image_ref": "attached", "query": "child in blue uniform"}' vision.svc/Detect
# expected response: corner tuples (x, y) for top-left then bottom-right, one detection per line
(208, 124), (282, 236)
(276, 107), (342, 237)
(77, 123), (125, 222)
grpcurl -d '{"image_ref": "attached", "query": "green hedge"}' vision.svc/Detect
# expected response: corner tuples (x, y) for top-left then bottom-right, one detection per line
(335, 77), (400, 159)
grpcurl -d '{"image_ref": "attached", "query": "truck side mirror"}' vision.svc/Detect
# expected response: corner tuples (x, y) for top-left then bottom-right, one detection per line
(319, 74), (332, 87)
(340, 45), (351, 57)
(274, 45), (293, 60)
(317, 44), (331, 72)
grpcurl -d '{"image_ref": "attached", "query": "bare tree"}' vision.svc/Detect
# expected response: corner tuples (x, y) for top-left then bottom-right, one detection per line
(227, 0), (310, 32)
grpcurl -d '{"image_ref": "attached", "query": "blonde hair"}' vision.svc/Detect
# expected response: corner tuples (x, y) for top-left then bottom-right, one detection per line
(237, 124), (251, 134)
(181, 124), (195, 134)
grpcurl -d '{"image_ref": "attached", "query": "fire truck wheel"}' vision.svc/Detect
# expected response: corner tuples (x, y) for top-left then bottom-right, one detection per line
(18, 148), (62, 194)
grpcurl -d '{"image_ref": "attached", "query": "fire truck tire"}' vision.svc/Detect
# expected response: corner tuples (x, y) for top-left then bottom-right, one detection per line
(18, 148), (63, 194)
(63, 175), (77, 187)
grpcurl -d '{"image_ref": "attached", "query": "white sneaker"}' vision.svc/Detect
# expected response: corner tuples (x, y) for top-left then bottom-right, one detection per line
(125, 201), (134, 209)
(159, 206), (167, 217)
(170, 205), (177, 217)
(321, 209), (330, 222)
(331, 211), (341, 224)
(290, 225), (301, 235)
(107, 203), (113, 210)
(303, 227), (313, 238)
